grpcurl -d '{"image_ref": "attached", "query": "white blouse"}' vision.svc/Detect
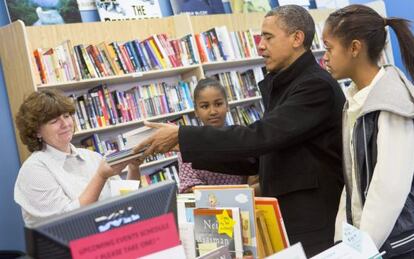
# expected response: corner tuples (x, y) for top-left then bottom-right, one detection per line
(14, 144), (119, 226)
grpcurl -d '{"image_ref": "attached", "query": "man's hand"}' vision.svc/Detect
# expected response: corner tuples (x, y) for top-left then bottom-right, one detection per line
(133, 121), (179, 156)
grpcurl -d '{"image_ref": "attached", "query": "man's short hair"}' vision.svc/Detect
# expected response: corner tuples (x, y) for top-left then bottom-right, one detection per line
(266, 5), (315, 50)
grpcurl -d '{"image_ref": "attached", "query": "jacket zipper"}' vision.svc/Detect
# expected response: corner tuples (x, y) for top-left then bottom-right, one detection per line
(362, 117), (371, 199)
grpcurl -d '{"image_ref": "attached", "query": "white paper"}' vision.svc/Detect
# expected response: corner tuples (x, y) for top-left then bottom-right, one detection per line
(140, 245), (187, 259)
(179, 222), (197, 259)
(311, 223), (380, 259)
(265, 243), (307, 259)
(109, 179), (140, 197)
(311, 242), (364, 259)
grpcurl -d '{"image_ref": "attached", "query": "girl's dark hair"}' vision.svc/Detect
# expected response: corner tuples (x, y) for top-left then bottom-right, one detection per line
(325, 4), (414, 81)
(193, 78), (228, 107)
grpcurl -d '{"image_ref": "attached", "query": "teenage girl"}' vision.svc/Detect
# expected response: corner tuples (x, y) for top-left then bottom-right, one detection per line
(322, 4), (414, 257)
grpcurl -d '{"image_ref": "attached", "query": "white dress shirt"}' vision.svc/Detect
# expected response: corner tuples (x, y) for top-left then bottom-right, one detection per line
(14, 144), (119, 226)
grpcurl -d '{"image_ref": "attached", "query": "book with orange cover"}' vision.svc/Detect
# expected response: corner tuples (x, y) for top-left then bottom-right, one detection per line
(255, 197), (289, 253)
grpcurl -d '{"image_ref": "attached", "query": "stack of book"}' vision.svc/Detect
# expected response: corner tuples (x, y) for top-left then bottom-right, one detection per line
(211, 68), (263, 101)
(140, 162), (180, 188)
(176, 185), (290, 258)
(226, 104), (263, 126)
(195, 26), (260, 63)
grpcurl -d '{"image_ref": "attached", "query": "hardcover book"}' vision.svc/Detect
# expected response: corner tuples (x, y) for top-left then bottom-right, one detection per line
(193, 185), (258, 258)
(255, 197), (289, 252)
(193, 208), (243, 258)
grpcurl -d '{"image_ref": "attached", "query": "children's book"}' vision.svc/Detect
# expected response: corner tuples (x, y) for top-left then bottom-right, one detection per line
(255, 197), (289, 253)
(193, 185), (258, 258)
(5, 0), (81, 26)
(193, 207), (243, 258)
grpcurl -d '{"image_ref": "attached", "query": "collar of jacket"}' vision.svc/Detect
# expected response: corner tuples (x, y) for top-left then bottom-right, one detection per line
(259, 50), (316, 94)
(359, 65), (414, 118)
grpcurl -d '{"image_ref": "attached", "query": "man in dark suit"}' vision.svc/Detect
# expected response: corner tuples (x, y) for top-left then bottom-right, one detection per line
(135, 5), (345, 256)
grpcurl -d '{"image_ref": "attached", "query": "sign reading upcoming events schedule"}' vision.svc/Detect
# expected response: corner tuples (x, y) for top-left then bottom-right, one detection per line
(69, 213), (180, 259)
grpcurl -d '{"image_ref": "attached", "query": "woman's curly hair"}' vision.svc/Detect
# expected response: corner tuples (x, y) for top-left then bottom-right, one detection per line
(15, 89), (75, 152)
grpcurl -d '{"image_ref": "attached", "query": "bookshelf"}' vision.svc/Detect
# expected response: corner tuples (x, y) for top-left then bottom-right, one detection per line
(72, 95), (262, 137)
(37, 64), (202, 91)
(0, 10), (333, 164)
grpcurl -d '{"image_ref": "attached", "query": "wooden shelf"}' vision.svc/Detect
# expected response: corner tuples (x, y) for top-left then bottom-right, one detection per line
(202, 57), (264, 70)
(73, 109), (194, 137)
(229, 96), (262, 106)
(37, 64), (201, 91)
(140, 155), (178, 170)
(73, 95), (262, 138)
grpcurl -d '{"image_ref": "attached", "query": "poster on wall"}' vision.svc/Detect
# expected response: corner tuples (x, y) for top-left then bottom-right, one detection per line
(76, 0), (97, 10)
(230, 0), (272, 13)
(170, 0), (226, 16)
(314, 0), (349, 9)
(5, 0), (82, 25)
(95, 0), (162, 21)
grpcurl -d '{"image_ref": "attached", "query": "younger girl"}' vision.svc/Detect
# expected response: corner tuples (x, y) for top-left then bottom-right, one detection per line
(322, 4), (414, 257)
(178, 78), (246, 193)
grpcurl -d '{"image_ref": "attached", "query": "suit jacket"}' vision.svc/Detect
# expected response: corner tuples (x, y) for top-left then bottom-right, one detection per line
(179, 51), (345, 256)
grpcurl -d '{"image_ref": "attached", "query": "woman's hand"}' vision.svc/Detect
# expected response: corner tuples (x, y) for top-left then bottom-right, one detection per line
(126, 156), (145, 180)
(97, 160), (129, 180)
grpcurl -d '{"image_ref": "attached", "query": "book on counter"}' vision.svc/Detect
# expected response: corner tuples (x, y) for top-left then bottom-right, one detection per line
(193, 185), (258, 258)
(193, 207), (243, 258)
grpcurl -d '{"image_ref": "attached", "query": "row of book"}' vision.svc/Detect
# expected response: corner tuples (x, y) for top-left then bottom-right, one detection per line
(195, 27), (260, 63)
(31, 21), (326, 86)
(140, 162), (180, 188)
(226, 104), (263, 126)
(177, 185), (289, 258)
(71, 78), (197, 131)
(33, 33), (198, 84)
(211, 67), (263, 101)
